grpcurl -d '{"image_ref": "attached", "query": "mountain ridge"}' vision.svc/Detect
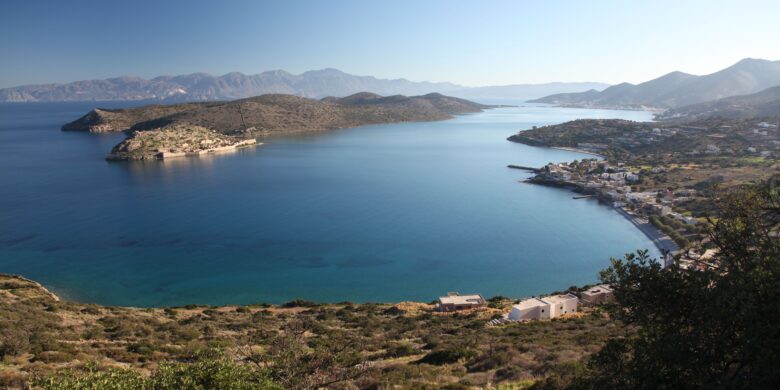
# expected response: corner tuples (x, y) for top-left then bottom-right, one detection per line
(0, 69), (608, 103)
(657, 84), (780, 121)
(530, 58), (780, 109)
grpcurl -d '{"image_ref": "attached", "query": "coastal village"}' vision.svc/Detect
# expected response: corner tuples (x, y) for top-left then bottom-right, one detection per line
(508, 117), (780, 271)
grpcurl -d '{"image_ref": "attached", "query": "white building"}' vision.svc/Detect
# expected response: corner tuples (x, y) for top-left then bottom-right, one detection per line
(437, 293), (486, 312)
(580, 285), (614, 305)
(508, 294), (579, 321)
(509, 298), (550, 321)
(543, 294), (579, 317)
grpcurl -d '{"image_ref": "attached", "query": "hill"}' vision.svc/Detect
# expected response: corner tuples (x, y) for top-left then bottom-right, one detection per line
(657, 85), (780, 121)
(531, 58), (780, 109)
(0, 273), (623, 388)
(62, 92), (489, 160)
(0, 69), (607, 103)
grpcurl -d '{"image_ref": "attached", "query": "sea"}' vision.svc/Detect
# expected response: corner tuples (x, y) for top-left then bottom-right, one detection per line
(0, 101), (656, 307)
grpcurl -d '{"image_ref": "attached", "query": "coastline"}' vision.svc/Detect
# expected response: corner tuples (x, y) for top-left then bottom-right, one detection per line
(509, 135), (678, 258)
(507, 135), (605, 159)
(0, 273), (61, 301)
(549, 146), (605, 159)
(613, 207), (679, 257)
(520, 175), (679, 260)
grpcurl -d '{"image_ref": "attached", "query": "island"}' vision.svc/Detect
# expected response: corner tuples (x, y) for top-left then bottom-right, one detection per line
(63, 92), (489, 160)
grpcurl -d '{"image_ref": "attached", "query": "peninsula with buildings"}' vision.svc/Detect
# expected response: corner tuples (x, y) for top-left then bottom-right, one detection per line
(508, 116), (780, 262)
(63, 92), (489, 160)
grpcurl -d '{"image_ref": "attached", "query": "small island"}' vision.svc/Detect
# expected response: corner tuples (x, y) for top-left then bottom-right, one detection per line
(106, 125), (258, 161)
(63, 92), (489, 160)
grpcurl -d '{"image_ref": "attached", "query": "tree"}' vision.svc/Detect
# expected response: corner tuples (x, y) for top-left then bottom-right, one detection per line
(571, 179), (780, 389)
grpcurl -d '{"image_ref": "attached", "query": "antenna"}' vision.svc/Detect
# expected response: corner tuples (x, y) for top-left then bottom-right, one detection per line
(236, 103), (247, 130)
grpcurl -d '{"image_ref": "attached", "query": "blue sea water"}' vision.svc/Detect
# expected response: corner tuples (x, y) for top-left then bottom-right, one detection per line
(0, 101), (655, 307)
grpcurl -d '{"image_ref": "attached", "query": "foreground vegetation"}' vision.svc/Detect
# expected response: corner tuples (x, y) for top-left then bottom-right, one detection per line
(1, 275), (623, 389)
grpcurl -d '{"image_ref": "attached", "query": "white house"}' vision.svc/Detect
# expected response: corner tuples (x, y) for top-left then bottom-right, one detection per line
(543, 294), (579, 317)
(509, 294), (579, 321)
(437, 293), (486, 312)
(580, 285), (614, 305)
(509, 298), (550, 321)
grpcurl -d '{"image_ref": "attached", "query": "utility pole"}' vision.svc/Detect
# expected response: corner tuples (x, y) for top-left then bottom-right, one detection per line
(236, 103), (247, 131)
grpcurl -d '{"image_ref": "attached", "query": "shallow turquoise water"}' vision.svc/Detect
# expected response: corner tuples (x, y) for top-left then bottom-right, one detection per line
(0, 102), (655, 306)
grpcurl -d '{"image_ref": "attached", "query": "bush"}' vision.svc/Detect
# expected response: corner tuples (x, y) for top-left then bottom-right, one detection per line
(32, 367), (145, 390)
(150, 352), (281, 389)
(417, 347), (476, 365)
(281, 299), (318, 308)
(32, 352), (282, 390)
(385, 342), (418, 358)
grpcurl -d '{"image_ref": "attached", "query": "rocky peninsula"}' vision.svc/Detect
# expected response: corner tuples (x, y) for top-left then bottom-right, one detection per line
(63, 92), (489, 160)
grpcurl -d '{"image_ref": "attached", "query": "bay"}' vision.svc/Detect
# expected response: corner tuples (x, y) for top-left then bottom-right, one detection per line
(0, 102), (655, 306)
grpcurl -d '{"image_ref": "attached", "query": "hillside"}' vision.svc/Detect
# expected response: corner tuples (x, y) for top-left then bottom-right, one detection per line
(0, 274), (623, 388)
(530, 58), (780, 109)
(62, 92), (489, 159)
(0, 68), (607, 103)
(657, 85), (780, 121)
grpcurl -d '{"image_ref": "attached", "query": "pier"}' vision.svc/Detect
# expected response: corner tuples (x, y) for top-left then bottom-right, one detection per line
(507, 164), (540, 173)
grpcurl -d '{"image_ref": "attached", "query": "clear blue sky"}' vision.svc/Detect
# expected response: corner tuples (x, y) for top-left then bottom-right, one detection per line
(1, 0), (779, 88)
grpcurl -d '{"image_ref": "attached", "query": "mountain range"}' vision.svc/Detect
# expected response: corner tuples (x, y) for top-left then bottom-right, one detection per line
(531, 58), (780, 110)
(0, 69), (608, 103)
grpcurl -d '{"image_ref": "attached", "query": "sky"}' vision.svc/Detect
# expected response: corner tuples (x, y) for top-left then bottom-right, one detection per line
(1, 0), (779, 88)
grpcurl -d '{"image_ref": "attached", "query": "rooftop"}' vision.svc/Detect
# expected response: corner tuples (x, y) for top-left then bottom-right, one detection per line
(541, 294), (578, 305)
(581, 285), (613, 296)
(512, 298), (548, 310)
(439, 294), (484, 305)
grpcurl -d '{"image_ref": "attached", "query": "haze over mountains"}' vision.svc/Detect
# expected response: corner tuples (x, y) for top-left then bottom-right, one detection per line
(0, 68), (607, 103)
(532, 58), (780, 110)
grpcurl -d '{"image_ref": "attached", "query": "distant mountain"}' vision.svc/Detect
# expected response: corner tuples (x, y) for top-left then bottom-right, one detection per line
(0, 69), (607, 103)
(531, 58), (780, 109)
(448, 82), (609, 100)
(657, 85), (780, 121)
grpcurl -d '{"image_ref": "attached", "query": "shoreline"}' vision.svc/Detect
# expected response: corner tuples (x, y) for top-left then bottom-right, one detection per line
(507, 136), (606, 159)
(549, 146), (605, 159)
(522, 176), (679, 259)
(613, 207), (679, 258)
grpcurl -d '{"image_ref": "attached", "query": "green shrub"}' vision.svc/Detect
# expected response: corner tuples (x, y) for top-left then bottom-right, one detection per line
(32, 367), (145, 390)
(281, 299), (318, 308)
(417, 347), (475, 365)
(385, 342), (418, 358)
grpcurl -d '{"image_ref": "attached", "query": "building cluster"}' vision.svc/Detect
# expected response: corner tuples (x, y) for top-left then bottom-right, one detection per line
(535, 160), (698, 226)
(437, 285), (615, 323)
